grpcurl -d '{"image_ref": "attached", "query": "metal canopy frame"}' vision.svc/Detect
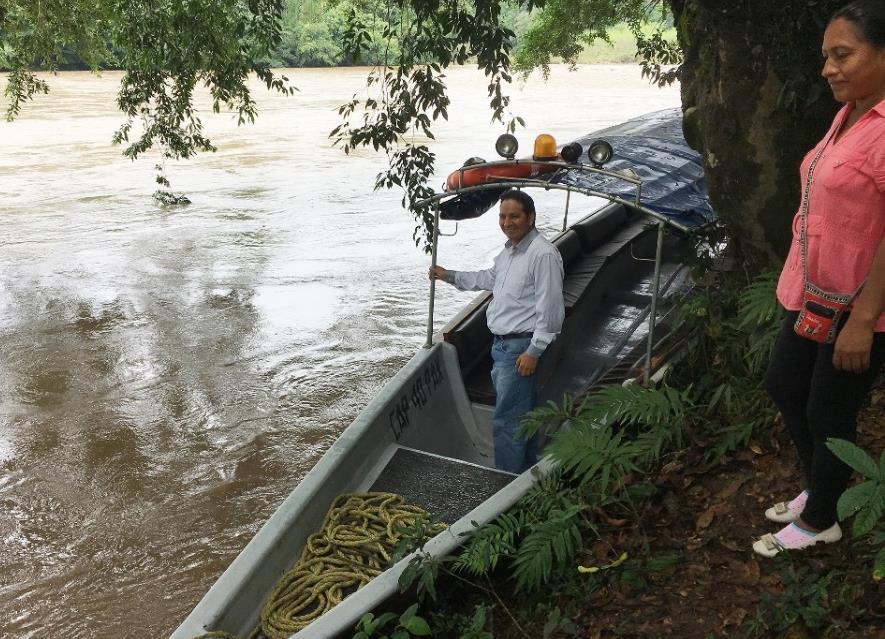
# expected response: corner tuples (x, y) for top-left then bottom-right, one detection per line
(416, 160), (703, 385)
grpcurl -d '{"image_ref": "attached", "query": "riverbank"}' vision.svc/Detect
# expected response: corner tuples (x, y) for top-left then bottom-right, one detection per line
(567, 391), (884, 638)
(389, 264), (885, 639)
(410, 385), (884, 639)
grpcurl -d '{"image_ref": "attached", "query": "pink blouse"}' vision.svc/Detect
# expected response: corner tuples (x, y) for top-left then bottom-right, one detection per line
(776, 99), (885, 332)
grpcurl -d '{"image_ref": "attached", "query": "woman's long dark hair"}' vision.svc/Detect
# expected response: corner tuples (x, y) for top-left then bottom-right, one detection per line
(832, 0), (885, 48)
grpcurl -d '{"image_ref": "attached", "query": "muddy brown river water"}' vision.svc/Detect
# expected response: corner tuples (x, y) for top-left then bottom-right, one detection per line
(0, 65), (679, 638)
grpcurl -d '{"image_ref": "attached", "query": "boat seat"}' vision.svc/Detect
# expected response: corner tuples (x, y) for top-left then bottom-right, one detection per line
(571, 204), (630, 253)
(556, 230), (583, 270)
(562, 255), (607, 311)
(446, 204), (645, 405)
(462, 351), (496, 404)
(443, 303), (492, 377)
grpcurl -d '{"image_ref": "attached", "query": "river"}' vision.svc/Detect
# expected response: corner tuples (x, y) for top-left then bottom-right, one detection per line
(0, 65), (679, 638)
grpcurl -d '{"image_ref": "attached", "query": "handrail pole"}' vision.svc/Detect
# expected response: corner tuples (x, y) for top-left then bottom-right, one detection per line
(562, 188), (571, 231)
(413, 181), (695, 235)
(425, 201), (442, 348)
(644, 220), (665, 385)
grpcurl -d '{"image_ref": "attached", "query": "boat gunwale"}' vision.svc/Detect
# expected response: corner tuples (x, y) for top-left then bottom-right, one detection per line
(291, 457), (557, 638)
(171, 343), (470, 639)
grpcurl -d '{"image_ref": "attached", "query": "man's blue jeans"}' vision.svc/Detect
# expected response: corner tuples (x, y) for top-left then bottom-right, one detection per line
(490, 336), (539, 473)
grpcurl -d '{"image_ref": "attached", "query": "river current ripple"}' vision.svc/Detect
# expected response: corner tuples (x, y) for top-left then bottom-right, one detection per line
(0, 65), (679, 637)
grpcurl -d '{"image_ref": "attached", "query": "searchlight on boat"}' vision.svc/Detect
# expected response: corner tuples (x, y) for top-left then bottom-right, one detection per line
(533, 133), (557, 160)
(560, 142), (583, 164)
(494, 133), (519, 159)
(587, 139), (614, 167)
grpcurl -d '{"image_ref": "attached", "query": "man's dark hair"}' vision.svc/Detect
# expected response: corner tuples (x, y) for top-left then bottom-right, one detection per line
(499, 189), (536, 219)
(832, 0), (885, 48)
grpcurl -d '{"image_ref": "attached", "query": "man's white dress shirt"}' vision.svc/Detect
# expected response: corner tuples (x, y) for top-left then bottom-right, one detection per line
(446, 228), (565, 358)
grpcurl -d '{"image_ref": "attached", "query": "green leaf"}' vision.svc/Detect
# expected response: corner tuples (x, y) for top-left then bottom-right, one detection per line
(419, 569), (436, 601)
(399, 604), (418, 625)
(402, 616), (432, 636)
(736, 269), (783, 330)
(512, 506), (582, 592)
(874, 545), (885, 582)
(623, 482), (658, 500)
(836, 481), (876, 520)
(398, 560), (418, 593)
(376, 612), (398, 628)
(851, 488), (883, 537)
(357, 612), (377, 633)
(826, 439), (879, 478)
(542, 607), (562, 638)
(470, 605), (487, 629)
(646, 554), (681, 572)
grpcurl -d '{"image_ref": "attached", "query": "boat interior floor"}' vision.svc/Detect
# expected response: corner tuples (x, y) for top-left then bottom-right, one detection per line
(369, 446), (515, 525)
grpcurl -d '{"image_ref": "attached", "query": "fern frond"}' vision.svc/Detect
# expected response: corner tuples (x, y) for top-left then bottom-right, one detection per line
(512, 506), (583, 592)
(736, 269), (784, 331)
(453, 512), (525, 577)
(632, 424), (674, 466)
(744, 326), (780, 375)
(521, 399), (569, 438)
(521, 393), (591, 438)
(579, 383), (694, 429)
(517, 468), (581, 520)
(702, 419), (763, 464)
(546, 425), (641, 490)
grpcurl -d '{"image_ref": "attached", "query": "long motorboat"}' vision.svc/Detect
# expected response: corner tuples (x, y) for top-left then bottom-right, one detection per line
(172, 108), (716, 639)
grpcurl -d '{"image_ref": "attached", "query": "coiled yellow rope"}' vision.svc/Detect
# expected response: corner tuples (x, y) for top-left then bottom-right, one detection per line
(193, 491), (444, 639)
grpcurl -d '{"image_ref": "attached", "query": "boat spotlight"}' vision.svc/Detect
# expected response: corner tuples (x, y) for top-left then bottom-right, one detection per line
(495, 134), (518, 160)
(533, 134), (557, 161)
(587, 139), (613, 167)
(560, 142), (583, 164)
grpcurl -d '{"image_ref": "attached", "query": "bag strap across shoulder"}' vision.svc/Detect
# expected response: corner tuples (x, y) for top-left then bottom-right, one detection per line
(798, 128), (865, 305)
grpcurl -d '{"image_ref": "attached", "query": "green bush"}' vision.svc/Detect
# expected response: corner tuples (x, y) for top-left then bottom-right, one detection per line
(827, 438), (885, 580)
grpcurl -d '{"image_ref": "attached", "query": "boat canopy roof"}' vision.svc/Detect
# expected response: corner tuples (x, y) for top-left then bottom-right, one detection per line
(438, 108), (715, 232)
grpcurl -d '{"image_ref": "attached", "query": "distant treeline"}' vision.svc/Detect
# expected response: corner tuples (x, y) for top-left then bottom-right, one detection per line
(4, 1), (675, 71)
(6, 0), (536, 71)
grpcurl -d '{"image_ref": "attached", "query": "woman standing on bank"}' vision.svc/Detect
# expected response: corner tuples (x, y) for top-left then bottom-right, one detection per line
(755, 0), (885, 557)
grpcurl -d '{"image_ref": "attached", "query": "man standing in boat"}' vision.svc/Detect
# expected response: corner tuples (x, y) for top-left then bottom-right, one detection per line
(429, 190), (565, 473)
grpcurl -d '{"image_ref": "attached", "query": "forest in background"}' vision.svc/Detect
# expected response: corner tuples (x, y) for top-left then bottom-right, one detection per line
(4, 0), (672, 71)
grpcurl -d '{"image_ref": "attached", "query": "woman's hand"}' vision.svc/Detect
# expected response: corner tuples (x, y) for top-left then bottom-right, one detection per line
(833, 317), (874, 373)
(833, 238), (884, 373)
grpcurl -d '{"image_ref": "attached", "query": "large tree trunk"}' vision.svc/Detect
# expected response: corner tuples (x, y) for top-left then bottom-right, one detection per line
(670, 0), (845, 266)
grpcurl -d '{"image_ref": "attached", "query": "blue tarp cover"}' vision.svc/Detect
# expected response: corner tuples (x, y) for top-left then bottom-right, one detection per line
(440, 108), (716, 232)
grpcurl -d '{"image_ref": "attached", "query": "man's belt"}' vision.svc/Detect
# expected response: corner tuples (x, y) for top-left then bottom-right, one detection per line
(494, 332), (533, 340)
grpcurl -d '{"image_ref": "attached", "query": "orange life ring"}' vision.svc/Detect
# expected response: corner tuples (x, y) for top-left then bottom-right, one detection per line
(445, 159), (558, 191)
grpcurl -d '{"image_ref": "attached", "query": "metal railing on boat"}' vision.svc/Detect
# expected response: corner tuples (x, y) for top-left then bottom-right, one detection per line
(414, 161), (704, 386)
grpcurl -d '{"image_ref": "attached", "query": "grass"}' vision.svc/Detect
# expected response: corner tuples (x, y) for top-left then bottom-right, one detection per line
(572, 23), (677, 64)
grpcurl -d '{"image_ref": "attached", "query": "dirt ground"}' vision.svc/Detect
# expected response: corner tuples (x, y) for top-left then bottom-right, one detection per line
(572, 385), (885, 639)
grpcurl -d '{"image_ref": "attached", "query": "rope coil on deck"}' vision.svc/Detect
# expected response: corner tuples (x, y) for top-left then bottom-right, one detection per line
(192, 491), (445, 639)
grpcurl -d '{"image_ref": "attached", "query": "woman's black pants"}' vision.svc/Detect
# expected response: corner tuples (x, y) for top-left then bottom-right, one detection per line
(763, 311), (885, 530)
